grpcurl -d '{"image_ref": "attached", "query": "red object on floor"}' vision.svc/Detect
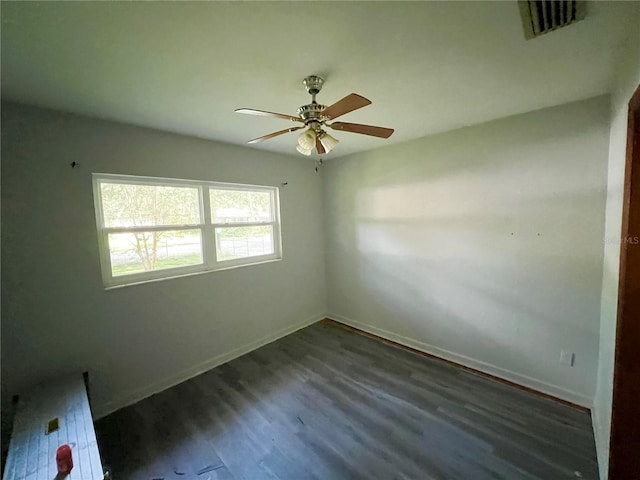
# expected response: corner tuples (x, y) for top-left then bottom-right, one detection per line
(56, 444), (73, 475)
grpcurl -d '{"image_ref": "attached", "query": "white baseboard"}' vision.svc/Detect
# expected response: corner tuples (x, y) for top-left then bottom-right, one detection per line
(93, 313), (325, 419)
(591, 403), (608, 480)
(327, 313), (592, 408)
(94, 312), (593, 419)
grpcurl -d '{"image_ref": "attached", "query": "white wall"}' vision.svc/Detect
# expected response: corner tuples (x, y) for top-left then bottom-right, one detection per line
(0, 102), (326, 418)
(324, 97), (610, 407)
(0, 91), (621, 454)
(593, 12), (640, 479)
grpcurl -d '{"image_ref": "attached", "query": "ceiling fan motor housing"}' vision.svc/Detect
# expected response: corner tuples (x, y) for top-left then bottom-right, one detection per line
(297, 104), (327, 123)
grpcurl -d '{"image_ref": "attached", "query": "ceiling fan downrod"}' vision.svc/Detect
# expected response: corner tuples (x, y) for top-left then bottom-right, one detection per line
(298, 76), (328, 125)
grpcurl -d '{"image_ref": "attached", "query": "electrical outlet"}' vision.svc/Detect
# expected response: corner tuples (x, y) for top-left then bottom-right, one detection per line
(560, 350), (575, 367)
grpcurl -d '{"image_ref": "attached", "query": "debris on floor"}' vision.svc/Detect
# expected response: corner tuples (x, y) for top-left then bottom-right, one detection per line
(196, 464), (224, 475)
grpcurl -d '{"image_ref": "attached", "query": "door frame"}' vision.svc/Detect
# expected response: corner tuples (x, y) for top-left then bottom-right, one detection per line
(608, 83), (640, 479)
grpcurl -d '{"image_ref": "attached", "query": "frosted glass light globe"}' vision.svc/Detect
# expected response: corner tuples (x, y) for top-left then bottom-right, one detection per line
(298, 129), (316, 150)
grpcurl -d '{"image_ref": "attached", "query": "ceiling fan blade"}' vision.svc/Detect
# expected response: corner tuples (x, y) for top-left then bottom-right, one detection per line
(316, 137), (326, 154)
(235, 108), (303, 123)
(321, 93), (371, 120)
(247, 126), (304, 144)
(329, 122), (394, 139)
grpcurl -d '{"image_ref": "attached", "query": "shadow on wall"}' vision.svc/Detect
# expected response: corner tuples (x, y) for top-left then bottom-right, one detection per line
(325, 98), (609, 400)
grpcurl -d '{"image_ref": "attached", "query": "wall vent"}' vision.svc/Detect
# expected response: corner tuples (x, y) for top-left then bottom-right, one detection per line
(518, 1), (586, 39)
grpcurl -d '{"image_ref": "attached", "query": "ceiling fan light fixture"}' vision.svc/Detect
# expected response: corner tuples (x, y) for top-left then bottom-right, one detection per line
(296, 145), (312, 156)
(319, 132), (339, 153)
(298, 129), (316, 150)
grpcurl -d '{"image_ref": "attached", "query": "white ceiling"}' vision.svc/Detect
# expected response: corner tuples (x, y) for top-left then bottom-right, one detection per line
(1, 1), (637, 159)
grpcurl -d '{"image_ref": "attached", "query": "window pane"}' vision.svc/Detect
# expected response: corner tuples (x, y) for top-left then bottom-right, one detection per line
(210, 189), (272, 223)
(101, 183), (200, 227)
(215, 225), (274, 261)
(108, 230), (203, 277)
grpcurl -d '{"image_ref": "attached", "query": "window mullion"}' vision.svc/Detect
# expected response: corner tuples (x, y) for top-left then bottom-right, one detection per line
(201, 186), (217, 268)
(101, 231), (114, 285)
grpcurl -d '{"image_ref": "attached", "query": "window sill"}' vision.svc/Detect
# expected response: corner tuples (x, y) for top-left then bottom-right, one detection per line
(103, 257), (282, 290)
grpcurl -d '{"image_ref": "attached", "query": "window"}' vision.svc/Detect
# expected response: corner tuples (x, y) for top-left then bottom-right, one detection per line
(93, 174), (281, 288)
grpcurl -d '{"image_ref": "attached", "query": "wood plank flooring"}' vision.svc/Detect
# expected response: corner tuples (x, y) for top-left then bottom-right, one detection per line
(95, 321), (599, 480)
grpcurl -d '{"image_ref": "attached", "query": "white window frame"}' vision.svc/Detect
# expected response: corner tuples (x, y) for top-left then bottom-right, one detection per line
(93, 173), (282, 288)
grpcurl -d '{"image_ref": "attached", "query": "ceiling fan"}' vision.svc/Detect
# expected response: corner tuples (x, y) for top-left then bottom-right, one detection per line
(235, 75), (394, 156)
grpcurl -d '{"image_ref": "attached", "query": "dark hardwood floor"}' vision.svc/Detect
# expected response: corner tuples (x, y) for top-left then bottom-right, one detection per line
(95, 321), (598, 480)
